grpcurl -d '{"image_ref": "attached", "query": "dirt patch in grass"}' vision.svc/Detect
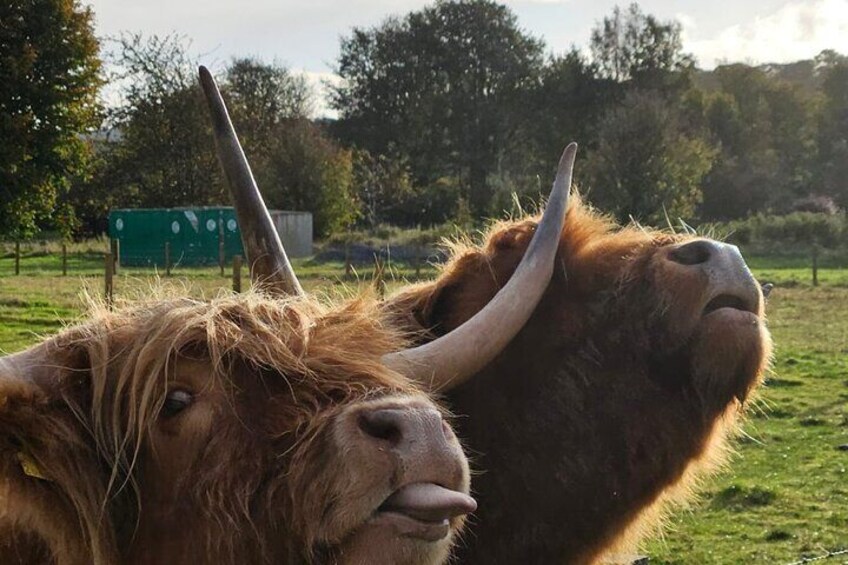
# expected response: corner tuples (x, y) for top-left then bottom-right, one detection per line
(711, 485), (777, 510)
(767, 378), (804, 388)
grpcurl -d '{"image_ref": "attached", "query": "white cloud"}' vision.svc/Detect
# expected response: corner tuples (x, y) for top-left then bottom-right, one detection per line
(683, 0), (848, 68)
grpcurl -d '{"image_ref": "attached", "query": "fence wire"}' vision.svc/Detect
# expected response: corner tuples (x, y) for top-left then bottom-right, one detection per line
(786, 549), (848, 565)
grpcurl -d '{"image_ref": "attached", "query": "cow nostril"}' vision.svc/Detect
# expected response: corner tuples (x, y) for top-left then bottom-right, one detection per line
(669, 240), (714, 266)
(358, 410), (404, 445)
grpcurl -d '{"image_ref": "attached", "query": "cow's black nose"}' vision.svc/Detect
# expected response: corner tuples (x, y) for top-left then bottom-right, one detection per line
(668, 239), (717, 266)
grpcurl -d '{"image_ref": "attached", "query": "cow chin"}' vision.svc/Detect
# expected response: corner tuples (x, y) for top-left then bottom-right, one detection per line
(336, 523), (454, 565)
(688, 309), (771, 413)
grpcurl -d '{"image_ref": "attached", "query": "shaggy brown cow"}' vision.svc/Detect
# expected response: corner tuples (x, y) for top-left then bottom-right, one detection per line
(386, 194), (773, 563)
(0, 67), (576, 565)
(0, 293), (472, 565)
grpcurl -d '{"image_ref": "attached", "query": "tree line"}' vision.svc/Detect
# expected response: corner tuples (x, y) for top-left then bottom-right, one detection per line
(2, 0), (847, 241)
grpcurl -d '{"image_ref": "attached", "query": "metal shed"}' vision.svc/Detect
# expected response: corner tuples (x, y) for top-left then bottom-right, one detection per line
(270, 211), (313, 258)
(108, 207), (312, 267)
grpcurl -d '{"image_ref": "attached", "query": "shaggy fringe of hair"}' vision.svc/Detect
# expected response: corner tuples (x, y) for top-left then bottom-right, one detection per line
(434, 193), (674, 284)
(40, 287), (416, 563)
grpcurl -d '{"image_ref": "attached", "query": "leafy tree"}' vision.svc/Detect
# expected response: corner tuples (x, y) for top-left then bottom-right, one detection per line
(225, 57), (313, 186)
(63, 133), (118, 235)
(529, 50), (617, 185)
(332, 0), (544, 216)
(226, 58), (312, 125)
(590, 3), (693, 93)
(78, 37), (352, 236)
(352, 150), (415, 229)
(698, 64), (814, 219)
(105, 33), (222, 208)
(261, 118), (357, 236)
(815, 51), (848, 208)
(584, 91), (716, 223)
(348, 150), (463, 228)
(0, 0), (102, 238)
(224, 58), (354, 235)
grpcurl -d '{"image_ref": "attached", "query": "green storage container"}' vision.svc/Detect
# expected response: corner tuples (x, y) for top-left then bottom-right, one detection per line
(108, 208), (245, 267)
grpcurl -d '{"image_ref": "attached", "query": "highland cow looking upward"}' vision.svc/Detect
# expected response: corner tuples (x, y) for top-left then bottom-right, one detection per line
(386, 195), (773, 564)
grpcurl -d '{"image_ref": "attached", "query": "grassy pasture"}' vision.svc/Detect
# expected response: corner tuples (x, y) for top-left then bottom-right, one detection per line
(0, 251), (846, 563)
(0, 251), (436, 351)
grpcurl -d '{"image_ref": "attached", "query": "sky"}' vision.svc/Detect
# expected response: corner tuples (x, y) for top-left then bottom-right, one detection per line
(85, 0), (848, 116)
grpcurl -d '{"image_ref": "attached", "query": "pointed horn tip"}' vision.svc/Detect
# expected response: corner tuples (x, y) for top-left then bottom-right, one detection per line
(198, 66), (217, 95)
(198, 65), (213, 86)
(559, 142), (578, 167)
(197, 66), (231, 135)
(552, 142), (578, 193)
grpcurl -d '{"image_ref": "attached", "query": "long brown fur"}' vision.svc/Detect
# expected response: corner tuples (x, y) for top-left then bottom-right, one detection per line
(386, 195), (772, 564)
(0, 291), (442, 564)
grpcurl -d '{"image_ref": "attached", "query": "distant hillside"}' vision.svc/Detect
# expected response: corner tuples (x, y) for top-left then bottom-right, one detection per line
(694, 50), (844, 95)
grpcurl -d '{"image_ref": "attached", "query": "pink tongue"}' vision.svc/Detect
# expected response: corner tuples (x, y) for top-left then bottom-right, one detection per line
(381, 483), (477, 522)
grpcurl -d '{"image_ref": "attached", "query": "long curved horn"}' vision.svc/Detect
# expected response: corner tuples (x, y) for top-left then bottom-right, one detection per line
(198, 66), (303, 296)
(383, 143), (577, 390)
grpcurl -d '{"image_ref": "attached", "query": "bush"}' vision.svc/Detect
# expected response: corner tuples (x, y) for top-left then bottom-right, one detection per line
(323, 223), (456, 250)
(721, 212), (847, 249)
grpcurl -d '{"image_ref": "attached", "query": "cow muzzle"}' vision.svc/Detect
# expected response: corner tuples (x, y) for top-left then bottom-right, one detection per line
(668, 239), (763, 321)
(342, 399), (475, 542)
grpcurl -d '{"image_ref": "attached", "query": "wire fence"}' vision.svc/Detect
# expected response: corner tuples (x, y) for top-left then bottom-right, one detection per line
(786, 548), (848, 565)
(3, 237), (841, 289)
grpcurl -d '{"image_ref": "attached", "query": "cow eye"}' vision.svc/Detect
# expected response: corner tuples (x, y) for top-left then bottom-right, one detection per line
(161, 390), (193, 418)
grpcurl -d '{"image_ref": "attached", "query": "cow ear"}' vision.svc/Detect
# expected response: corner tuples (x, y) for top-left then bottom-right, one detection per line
(386, 233), (530, 338)
(0, 338), (95, 481)
(0, 371), (48, 480)
(0, 341), (105, 561)
(393, 222), (541, 338)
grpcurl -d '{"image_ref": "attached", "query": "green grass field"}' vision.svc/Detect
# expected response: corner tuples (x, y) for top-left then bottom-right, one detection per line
(1, 251), (846, 564)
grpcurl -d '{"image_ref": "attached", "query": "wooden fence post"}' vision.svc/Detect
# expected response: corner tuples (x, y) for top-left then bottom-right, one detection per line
(414, 241), (422, 279)
(344, 239), (352, 278)
(232, 255), (243, 293)
(14, 241), (20, 275)
(62, 243), (68, 276)
(373, 255), (387, 298)
(110, 239), (120, 274)
(164, 242), (171, 277)
(105, 252), (114, 309)
(812, 244), (819, 287)
(218, 222), (225, 277)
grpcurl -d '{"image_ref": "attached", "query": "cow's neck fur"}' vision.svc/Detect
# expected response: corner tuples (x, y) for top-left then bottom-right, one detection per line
(444, 303), (738, 563)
